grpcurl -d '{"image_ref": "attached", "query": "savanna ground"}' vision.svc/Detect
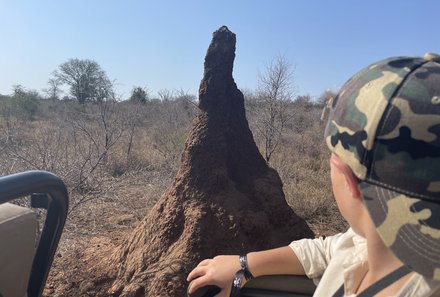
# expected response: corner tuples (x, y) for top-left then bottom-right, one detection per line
(0, 94), (347, 296)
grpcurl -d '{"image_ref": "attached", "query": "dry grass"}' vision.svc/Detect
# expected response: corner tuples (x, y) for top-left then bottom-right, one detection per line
(0, 97), (346, 245)
(0, 96), (350, 296)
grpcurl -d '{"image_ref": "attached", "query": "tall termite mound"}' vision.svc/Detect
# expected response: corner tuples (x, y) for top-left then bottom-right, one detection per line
(109, 26), (313, 297)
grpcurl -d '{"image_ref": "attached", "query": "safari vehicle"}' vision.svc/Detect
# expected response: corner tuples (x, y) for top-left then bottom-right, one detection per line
(0, 171), (315, 297)
(0, 171), (68, 297)
(191, 275), (316, 297)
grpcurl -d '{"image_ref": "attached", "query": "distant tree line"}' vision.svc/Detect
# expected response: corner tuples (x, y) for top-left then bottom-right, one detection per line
(1, 56), (335, 105)
(0, 56), (342, 235)
(0, 57), (335, 163)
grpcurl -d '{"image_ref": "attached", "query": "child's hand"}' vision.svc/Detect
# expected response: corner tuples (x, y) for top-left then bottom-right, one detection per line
(187, 255), (241, 297)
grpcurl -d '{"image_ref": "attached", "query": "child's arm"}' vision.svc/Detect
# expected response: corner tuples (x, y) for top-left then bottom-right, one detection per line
(247, 246), (306, 276)
(187, 231), (349, 296)
(187, 246), (305, 296)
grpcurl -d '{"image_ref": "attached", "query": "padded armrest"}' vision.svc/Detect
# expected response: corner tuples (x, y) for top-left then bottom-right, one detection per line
(0, 203), (37, 297)
(189, 275), (316, 297)
(242, 275), (316, 297)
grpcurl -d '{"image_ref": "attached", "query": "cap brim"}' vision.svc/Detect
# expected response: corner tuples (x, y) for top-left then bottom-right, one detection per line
(360, 182), (440, 281)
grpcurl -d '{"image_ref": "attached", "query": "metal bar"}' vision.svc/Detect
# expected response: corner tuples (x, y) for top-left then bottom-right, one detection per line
(0, 170), (69, 297)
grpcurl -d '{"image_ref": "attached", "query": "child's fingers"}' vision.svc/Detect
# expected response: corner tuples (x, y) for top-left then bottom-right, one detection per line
(187, 275), (208, 294)
(187, 258), (213, 281)
(187, 265), (206, 282)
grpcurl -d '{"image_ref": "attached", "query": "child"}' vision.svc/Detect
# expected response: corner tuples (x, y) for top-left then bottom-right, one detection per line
(187, 53), (440, 297)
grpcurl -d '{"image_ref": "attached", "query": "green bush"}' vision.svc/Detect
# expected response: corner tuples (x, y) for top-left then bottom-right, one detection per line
(12, 85), (40, 119)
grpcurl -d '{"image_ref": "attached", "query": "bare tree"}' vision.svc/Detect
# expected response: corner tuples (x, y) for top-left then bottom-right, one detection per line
(53, 58), (114, 104)
(157, 88), (174, 101)
(118, 100), (147, 163)
(65, 100), (125, 212)
(151, 94), (196, 170)
(43, 78), (63, 100)
(254, 55), (295, 163)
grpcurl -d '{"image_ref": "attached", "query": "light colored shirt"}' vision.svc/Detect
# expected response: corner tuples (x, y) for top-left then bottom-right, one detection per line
(289, 228), (440, 297)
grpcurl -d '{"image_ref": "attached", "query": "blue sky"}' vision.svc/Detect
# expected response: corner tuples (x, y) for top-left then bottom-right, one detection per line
(1, 1), (439, 100)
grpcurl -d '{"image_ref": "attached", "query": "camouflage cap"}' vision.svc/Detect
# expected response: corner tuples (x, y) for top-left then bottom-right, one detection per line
(324, 53), (440, 280)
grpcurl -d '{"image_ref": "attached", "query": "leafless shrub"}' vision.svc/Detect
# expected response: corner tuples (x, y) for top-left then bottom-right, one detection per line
(249, 55), (296, 164)
(150, 94), (197, 171)
(254, 102), (347, 235)
(0, 92), (344, 237)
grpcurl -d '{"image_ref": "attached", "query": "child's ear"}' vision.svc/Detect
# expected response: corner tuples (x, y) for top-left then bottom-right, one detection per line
(330, 154), (361, 199)
(344, 170), (361, 199)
